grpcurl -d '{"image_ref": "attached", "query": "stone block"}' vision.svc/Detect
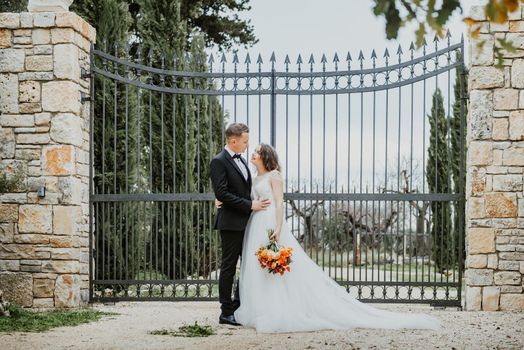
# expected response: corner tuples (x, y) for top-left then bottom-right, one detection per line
(54, 274), (80, 308)
(469, 91), (492, 140)
(468, 227), (495, 254)
(0, 13), (20, 29)
(0, 222), (15, 243)
(34, 44), (52, 55)
(33, 298), (54, 308)
(26, 55), (53, 71)
(31, 28), (50, 45)
(42, 145), (75, 175)
(470, 34), (493, 65)
(0, 74), (19, 113)
(466, 254), (487, 268)
(49, 235), (80, 248)
(492, 118), (508, 140)
(0, 271), (32, 307)
(466, 268), (494, 286)
(485, 193), (518, 218)
(53, 205), (80, 235)
(42, 260), (79, 274)
(35, 112), (51, 126)
(58, 176), (83, 204)
(502, 145), (524, 165)
(0, 203), (18, 222)
(19, 80), (41, 103)
(487, 253), (498, 269)
(0, 259), (20, 271)
(51, 28), (74, 44)
(13, 233), (50, 244)
(19, 71), (53, 81)
(51, 247), (80, 260)
(482, 286), (500, 311)
(494, 271), (521, 285)
(50, 113), (83, 146)
(492, 174), (523, 192)
(33, 13), (55, 28)
(0, 29), (12, 48)
(34, 278), (54, 298)
(512, 59), (524, 88)
(20, 13), (33, 28)
(465, 286), (482, 310)
(15, 148), (40, 161)
(53, 44), (79, 80)
(469, 66), (504, 89)
(0, 128), (15, 158)
(468, 141), (492, 165)
(42, 80), (80, 113)
(500, 293), (524, 311)
(20, 102), (42, 113)
(18, 204), (52, 233)
(16, 133), (49, 144)
(509, 111), (524, 141)
(494, 89), (518, 110)
(468, 197), (485, 218)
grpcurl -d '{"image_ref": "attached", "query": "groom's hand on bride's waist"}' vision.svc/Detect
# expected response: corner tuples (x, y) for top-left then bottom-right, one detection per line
(252, 199), (271, 211)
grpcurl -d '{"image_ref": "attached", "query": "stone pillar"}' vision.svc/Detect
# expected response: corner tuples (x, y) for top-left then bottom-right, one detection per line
(466, 5), (524, 311)
(0, 1), (95, 308)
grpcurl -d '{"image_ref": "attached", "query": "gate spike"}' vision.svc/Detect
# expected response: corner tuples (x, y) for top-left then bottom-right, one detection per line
(284, 54), (291, 64)
(244, 53), (251, 64)
(321, 53), (327, 64)
(433, 34), (440, 43)
(383, 48), (390, 58)
(409, 41), (415, 51)
(346, 52), (352, 62)
(208, 53), (215, 64)
(296, 54), (303, 65)
(232, 52), (239, 64)
(308, 54), (315, 64)
(460, 33), (464, 43)
(124, 41), (130, 55)
(446, 29), (452, 38)
(147, 48), (154, 65)
(256, 53), (263, 64)
(371, 49), (377, 59)
(396, 44), (403, 56)
(220, 52), (227, 63)
(270, 52), (276, 63)
(358, 50), (364, 61)
(333, 52), (340, 63)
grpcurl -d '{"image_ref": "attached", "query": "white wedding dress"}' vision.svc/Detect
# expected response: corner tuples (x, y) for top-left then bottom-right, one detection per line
(234, 170), (441, 333)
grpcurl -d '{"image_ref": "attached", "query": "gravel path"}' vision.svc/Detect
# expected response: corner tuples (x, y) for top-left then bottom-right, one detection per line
(2, 301), (523, 349)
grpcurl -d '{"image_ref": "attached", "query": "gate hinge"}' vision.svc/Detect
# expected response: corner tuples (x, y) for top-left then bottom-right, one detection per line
(81, 68), (92, 79)
(81, 91), (92, 103)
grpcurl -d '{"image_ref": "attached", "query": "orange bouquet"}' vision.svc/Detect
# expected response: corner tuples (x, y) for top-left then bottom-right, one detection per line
(255, 229), (293, 276)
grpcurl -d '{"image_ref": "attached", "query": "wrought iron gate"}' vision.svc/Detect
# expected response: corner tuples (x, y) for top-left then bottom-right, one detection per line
(89, 34), (466, 307)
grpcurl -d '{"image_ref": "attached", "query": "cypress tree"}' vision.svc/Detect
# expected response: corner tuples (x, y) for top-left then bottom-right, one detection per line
(451, 54), (467, 271)
(426, 89), (452, 273)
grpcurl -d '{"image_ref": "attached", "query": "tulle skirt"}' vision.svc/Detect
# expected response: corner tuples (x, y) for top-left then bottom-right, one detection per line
(234, 205), (441, 333)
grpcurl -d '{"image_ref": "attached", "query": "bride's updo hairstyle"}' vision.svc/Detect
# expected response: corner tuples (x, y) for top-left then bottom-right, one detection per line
(258, 143), (281, 172)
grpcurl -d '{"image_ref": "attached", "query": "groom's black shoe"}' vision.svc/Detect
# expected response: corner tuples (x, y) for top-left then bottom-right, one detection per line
(219, 314), (241, 326)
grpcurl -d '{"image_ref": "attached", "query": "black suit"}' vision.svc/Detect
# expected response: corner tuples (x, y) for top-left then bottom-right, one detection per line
(210, 148), (252, 316)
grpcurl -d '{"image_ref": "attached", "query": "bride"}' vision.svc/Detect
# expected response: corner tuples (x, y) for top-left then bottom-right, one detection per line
(219, 143), (441, 333)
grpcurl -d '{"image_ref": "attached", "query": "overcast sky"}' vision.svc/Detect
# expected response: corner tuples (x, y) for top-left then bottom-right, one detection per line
(213, 1), (487, 191)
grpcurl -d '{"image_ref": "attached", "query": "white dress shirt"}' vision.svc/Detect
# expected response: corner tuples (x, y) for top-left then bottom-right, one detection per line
(225, 145), (249, 181)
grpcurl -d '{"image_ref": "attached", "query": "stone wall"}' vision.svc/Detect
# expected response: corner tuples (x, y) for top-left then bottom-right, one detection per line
(465, 6), (524, 311)
(0, 9), (95, 308)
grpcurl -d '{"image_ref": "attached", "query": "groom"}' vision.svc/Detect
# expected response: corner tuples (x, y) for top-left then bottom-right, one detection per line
(210, 123), (270, 326)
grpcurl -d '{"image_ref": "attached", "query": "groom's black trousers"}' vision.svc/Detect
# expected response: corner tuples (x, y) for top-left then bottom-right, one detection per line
(219, 229), (244, 316)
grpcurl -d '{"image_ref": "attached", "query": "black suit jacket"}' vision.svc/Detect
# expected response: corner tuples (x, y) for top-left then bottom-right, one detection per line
(210, 149), (252, 231)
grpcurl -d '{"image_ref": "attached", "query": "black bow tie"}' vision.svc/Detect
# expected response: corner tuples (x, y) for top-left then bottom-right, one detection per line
(232, 154), (242, 159)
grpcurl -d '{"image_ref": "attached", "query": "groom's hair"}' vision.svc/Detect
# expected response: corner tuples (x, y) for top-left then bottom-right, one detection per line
(225, 123), (249, 140)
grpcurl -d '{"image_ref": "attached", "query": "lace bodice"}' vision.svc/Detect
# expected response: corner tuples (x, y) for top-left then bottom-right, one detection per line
(252, 172), (274, 201)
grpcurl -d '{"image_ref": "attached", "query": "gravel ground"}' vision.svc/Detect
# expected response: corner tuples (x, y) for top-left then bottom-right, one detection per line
(1, 301), (523, 350)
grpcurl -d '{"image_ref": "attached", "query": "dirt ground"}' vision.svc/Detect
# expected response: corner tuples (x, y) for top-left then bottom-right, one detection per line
(1, 301), (523, 350)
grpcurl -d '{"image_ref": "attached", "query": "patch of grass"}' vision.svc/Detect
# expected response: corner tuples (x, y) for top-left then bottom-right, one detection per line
(0, 304), (115, 333)
(150, 322), (214, 337)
